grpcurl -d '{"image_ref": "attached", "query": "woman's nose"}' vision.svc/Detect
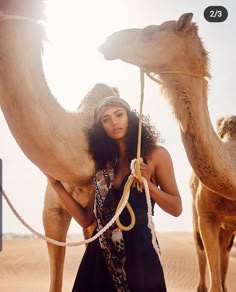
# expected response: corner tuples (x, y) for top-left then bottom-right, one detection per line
(111, 116), (118, 125)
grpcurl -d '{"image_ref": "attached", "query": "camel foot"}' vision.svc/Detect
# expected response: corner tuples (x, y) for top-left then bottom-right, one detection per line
(209, 288), (223, 292)
(197, 285), (207, 292)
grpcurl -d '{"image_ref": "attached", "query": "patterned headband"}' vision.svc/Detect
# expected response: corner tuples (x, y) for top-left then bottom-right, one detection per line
(94, 96), (131, 122)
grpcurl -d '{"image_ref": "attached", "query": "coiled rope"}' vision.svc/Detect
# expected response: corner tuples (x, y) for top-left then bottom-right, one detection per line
(115, 67), (145, 230)
(115, 67), (161, 259)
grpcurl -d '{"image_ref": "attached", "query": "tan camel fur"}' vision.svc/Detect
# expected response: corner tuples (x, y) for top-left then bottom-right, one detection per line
(99, 13), (236, 292)
(0, 1), (118, 291)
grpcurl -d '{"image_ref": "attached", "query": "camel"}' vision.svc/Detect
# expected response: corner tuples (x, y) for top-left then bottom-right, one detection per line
(99, 13), (236, 292)
(0, 0), (118, 291)
(190, 115), (236, 292)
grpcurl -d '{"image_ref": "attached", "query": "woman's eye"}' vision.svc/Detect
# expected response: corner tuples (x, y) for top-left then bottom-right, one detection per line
(102, 118), (109, 123)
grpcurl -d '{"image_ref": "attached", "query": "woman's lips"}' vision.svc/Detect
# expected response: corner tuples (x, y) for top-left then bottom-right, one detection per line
(112, 128), (122, 133)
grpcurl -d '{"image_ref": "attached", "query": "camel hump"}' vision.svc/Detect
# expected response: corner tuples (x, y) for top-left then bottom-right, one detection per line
(216, 116), (236, 140)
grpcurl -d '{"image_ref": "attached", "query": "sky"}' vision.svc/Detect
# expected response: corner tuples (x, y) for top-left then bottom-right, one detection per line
(1, 0), (236, 236)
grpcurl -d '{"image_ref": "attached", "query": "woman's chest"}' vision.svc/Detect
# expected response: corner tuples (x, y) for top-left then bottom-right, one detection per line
(112, 166), (130, 189)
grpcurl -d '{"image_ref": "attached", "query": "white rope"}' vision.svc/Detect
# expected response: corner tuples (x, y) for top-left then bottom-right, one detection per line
(0, 11), (38, 23)
(2, 169), (161, 261)
(0, 24), (159, 252)
(130, 159), (162, 263)
(2, 186), (131, 246)
(142, 177), (162, 263)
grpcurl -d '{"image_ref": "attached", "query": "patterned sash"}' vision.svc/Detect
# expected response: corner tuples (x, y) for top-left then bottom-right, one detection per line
(94, 162), (129, 292)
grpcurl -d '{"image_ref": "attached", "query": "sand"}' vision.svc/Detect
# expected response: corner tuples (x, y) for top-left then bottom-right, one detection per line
(0, 232), (236, 292)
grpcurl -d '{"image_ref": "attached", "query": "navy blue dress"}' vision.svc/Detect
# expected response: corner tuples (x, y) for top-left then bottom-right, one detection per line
(72, 175), (167, 292)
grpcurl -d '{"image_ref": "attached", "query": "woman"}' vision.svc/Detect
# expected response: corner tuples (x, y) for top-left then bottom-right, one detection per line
(48, 96), (182, 292)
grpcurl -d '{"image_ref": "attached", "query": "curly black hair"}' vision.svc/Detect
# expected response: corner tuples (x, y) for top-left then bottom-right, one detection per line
(86, 110), (161, 170)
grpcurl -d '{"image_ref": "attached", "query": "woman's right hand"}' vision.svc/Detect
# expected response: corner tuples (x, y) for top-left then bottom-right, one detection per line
(46, 175), (66, 192)
(45, 174), (95, 228)
(47, 175), (59, 185)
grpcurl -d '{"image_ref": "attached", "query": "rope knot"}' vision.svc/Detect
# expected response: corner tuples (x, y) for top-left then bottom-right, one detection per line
(130, 158), (143, 191)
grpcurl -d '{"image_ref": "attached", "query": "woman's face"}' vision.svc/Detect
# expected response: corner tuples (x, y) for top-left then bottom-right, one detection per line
(100, 106), (129, 141)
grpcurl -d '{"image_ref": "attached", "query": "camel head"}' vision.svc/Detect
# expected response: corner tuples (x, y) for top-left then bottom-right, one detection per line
(99, 13), (210, 79)
(216, 116), (236, 141)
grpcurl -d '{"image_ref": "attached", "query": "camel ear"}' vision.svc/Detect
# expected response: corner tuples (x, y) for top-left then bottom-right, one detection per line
(177, 13), (193, 33)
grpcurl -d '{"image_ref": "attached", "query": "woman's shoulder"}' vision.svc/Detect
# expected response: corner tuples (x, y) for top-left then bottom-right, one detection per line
(145, 146), (171, 185)
(147, 145), (171, 161)
(146, 145), (174, 175)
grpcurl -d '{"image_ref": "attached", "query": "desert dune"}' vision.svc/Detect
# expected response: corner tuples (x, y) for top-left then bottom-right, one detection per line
(0, 232), (235, 292)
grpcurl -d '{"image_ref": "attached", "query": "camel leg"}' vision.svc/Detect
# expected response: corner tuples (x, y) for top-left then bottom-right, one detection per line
(43, 184), (72, 292)
(192, 203), (207, 292)
(198, 213), (222, 292)
(219, 230), (235, 292)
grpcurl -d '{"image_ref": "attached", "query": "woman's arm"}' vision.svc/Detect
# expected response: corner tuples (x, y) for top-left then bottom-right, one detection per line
(141, 146), (182, 217)
(47, 176), (95, 228)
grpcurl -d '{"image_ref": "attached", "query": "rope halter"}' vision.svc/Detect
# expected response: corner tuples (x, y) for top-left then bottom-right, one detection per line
(0, 11), (38, 23)
(144, 68), (208, 85)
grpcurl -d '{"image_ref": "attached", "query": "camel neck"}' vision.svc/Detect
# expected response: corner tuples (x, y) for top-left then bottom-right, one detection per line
(0, 21), (96, 183)
(163, 76), (236, 197)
